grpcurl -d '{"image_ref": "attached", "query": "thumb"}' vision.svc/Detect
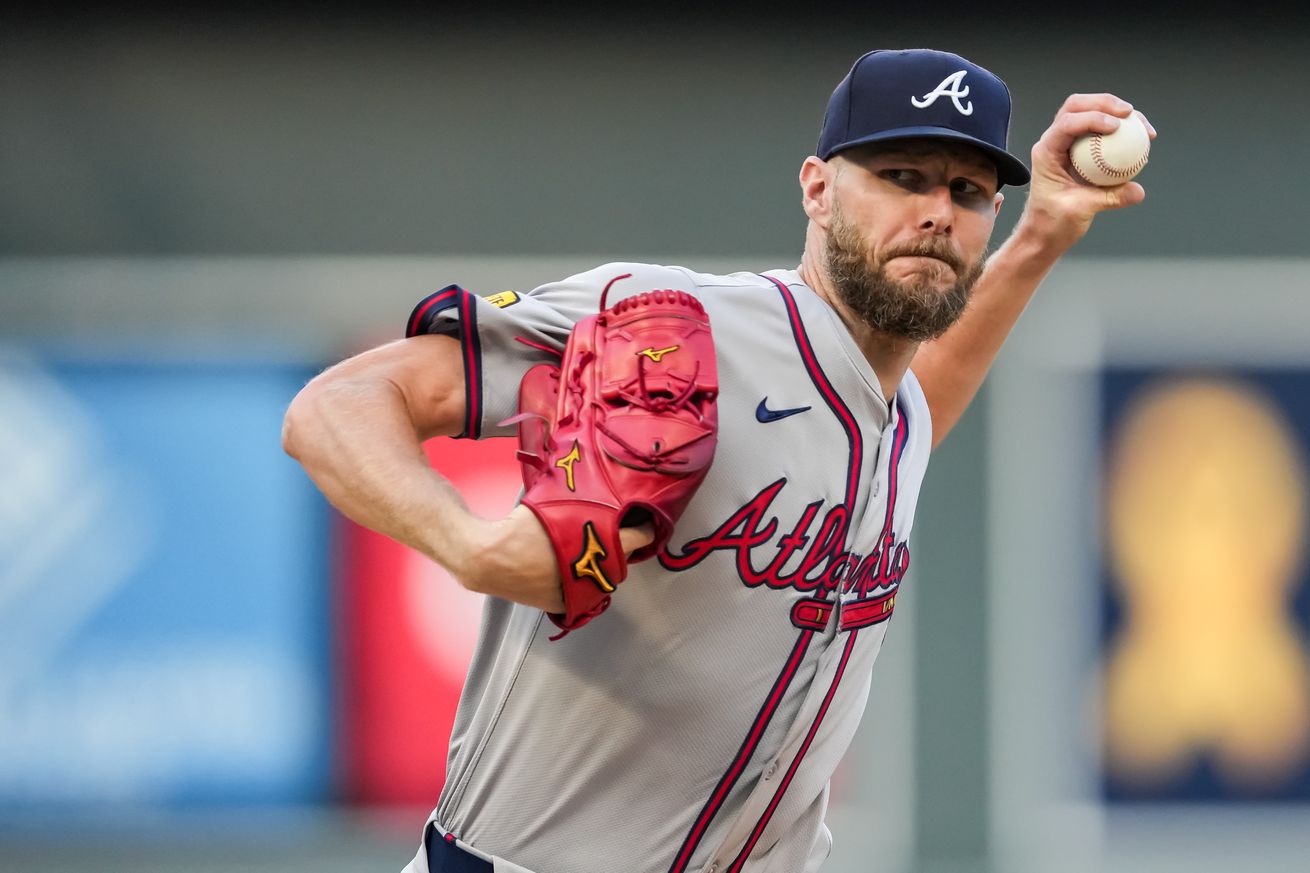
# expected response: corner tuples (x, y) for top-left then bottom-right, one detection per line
(620, 521), (656, 555)
(1097, 181), (1146, 211)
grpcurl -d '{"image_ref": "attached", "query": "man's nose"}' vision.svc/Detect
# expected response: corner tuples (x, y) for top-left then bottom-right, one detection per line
(917, 187), (954, 235)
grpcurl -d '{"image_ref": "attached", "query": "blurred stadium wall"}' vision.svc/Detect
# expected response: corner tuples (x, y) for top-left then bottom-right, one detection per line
(2, 9), (1308, 873)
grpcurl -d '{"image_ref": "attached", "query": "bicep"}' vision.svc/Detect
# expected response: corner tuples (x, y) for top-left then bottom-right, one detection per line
(313, 333), (468, 440)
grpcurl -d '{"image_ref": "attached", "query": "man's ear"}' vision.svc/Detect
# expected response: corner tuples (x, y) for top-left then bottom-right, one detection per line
(994, 191), (1005, 216)
(800, 156), (834, 228)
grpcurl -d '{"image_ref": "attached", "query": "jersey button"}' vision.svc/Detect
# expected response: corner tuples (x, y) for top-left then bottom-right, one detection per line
(707, 864), (719, 873)
(765, 762), (778, 779)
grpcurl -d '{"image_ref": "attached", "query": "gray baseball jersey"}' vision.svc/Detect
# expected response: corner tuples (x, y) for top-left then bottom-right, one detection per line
(401, 263), (932, 873)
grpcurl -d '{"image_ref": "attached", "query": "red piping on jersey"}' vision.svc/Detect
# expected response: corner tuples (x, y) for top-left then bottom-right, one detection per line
(870, 397), (909, 549)
(665, 275), (865, 873)
(457, 289), (482, 439)
(726, 629), (861, 873)
(666, 629), (816, 873)
(727, 399), (910, 872)
(404, 284), (483, 439)
(406, 286), (460, 338)
(760, 274), (863, 509)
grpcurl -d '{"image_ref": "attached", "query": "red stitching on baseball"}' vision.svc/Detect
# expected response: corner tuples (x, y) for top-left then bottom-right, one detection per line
(1088, 132), (1148, 178)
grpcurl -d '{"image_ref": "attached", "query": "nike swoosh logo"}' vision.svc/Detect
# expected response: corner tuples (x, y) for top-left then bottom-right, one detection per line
(756, 398), (812, 423)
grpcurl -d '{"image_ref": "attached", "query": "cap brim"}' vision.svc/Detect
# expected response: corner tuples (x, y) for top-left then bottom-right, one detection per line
(825, 125), (1031, 187)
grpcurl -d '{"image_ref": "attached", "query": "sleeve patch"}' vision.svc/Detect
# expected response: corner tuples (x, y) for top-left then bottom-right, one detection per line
(485, 291), (521, 309)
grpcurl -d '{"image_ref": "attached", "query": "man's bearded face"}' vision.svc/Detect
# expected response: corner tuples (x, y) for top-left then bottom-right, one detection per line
(823, 201), (986, 342)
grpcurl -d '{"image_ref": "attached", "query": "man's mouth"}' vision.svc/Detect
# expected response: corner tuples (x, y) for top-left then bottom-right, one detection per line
(889, 254), (957, 273)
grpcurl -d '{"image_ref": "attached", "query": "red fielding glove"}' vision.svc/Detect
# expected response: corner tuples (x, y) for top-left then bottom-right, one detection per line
(502, 274), (718, 637)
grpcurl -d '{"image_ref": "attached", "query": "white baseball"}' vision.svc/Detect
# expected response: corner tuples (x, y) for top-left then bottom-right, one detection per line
(1069, 110), (1151, 186)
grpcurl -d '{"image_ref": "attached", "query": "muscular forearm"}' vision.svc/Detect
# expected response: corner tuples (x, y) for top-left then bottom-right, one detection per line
(913, 220), (1065, 447)
(913, 95), (1152, 448)
(282, 354), (569, 613)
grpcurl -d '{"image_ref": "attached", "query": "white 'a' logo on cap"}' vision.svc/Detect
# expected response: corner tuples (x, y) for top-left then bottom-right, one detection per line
(911, 70), (973, 116)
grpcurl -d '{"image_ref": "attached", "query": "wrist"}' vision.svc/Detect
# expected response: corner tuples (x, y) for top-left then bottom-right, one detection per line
(998, 213), (1071, 279)
(451, 507), (566, 612)
(1013, 181), (1101, 256)
(429, 507), (489, 592)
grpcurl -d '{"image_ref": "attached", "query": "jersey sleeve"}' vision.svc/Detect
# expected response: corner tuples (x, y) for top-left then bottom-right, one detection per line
(404, 262), (694, 439)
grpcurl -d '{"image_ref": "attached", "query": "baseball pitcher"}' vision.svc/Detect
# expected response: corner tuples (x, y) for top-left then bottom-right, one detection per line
(284, 48), (1154, 873)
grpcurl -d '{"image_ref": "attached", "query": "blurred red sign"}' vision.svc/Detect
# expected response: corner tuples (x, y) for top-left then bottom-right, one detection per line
(340, 436), (521, 805)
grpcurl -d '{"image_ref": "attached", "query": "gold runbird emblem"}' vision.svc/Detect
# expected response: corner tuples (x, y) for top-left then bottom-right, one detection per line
(572, 522), (614, 592)
(555, 441), (582, 491)
(638, 345), (679, 363)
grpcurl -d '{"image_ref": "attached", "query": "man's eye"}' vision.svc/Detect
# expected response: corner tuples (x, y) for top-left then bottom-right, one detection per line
(883, 169), (919, 184)
(953, 178), (998, 205)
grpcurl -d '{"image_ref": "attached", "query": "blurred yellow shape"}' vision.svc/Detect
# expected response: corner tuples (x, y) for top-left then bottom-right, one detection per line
(1104, 377), (1310, 791)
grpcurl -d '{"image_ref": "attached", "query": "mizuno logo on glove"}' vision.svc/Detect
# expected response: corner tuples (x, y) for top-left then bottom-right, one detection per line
(638, 345), (680, 363)
(555, 441), (582, 491)
(572, 522), (615, 593)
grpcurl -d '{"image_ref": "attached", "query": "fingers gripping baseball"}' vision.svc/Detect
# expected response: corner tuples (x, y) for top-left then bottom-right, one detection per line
(1024, 93), (1156, 249)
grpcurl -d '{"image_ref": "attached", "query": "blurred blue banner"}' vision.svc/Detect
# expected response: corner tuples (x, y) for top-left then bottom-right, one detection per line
(0, 351), (330, 808)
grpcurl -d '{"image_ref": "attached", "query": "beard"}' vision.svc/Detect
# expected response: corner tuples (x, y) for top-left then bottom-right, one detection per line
(824, 207), (985, 342)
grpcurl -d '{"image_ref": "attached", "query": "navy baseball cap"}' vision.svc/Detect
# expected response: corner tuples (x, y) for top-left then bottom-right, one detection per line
(818, 49), (1031, 187)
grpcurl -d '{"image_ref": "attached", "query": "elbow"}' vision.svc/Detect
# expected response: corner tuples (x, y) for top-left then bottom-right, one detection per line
(281, 406), (301, 461)
(281, 381), (322, 462)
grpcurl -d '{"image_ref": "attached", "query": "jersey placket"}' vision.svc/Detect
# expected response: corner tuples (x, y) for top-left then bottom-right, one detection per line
(686, 277), (888, 873)
(699, 398), (913, 873)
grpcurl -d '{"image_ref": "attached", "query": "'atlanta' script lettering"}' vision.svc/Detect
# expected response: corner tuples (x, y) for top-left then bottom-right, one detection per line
(660, 478), (909, 599)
